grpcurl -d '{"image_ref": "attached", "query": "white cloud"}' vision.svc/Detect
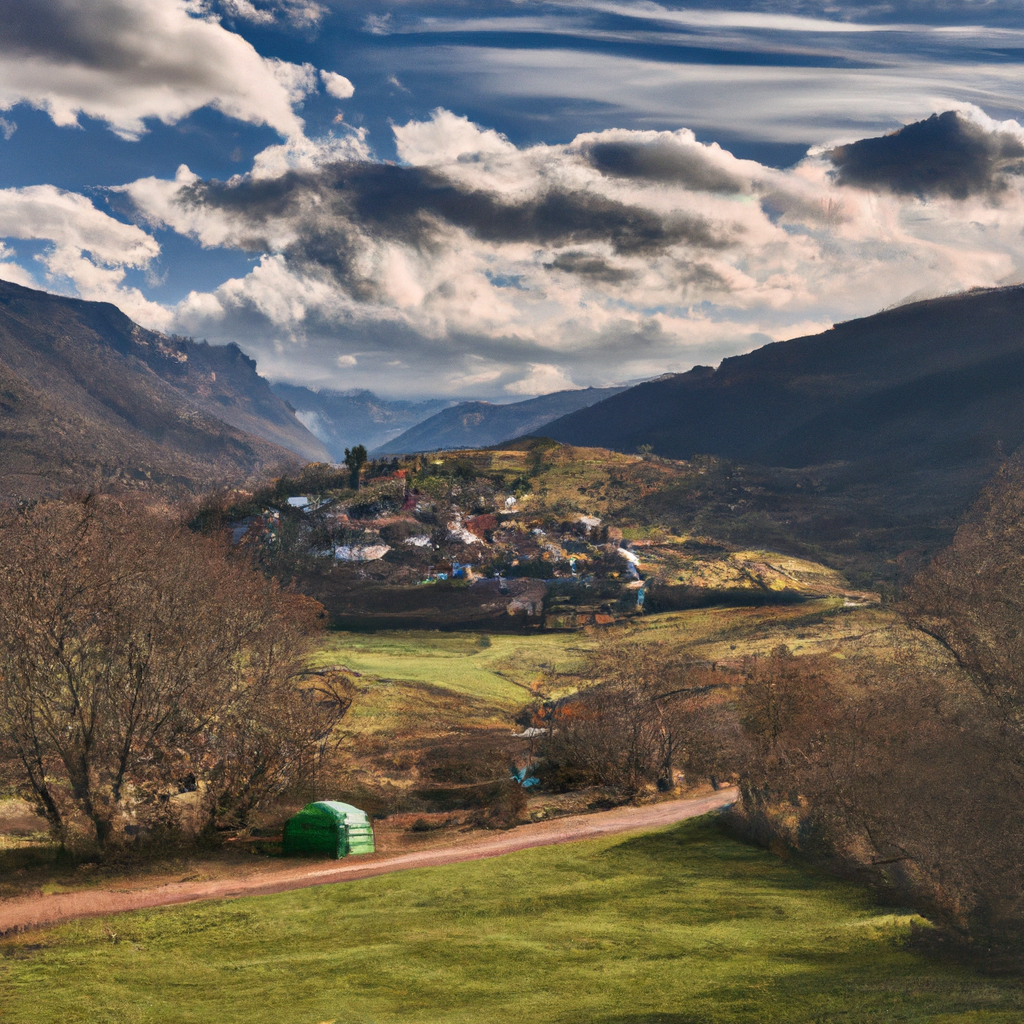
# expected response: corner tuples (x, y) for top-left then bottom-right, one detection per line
(393, 108), (517, 166)
(248, 129), (371, 179)
(0, 0), (321, 140)
(0, 263), (36, 288)
(399, 44), (1024, 145)
(41, 243), (172, 328)
(283, 0), (326, 28)
(321, 70), (355, 101)
(505, 364), (580, 395)
(567, 2), (910, 35)
(0, 242), (36, 287)
(219, 0), (274, 25)
(0, 185), (158, 265)
(363, 13), (393, 36)
(448, 357), (506, 390)
(105, 105), (1024, 396)
(0, 185), (170, 327)
(219, 0), (326, 28)
(294, 408), (325, 440)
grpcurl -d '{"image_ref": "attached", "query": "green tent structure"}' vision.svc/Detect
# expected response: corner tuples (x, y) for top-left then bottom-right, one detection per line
(282, 801), (376, 858)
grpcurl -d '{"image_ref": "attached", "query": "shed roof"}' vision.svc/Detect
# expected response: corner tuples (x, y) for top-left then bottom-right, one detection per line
(308, 801), (370, 823)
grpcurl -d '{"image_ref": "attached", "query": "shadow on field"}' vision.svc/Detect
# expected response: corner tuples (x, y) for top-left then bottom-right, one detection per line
(601, 814), (759, 868)
(594, 1016), (710, 1024)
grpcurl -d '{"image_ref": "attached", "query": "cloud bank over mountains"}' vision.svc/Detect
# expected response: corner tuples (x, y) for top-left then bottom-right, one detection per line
(4, 1), (1024, 397)
(112, 107), (1024, 395)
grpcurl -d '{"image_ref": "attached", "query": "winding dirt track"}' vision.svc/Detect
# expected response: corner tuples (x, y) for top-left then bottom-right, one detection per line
(0, 790), (736, 937)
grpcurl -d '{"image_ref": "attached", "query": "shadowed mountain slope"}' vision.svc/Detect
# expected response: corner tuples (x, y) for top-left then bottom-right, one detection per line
(270, 384), (454, 461)
(545, 286), (1024, 465)
(372, 387), (629, 455)
(542, 286), (1024, 580)
(0, 280), (325, 499)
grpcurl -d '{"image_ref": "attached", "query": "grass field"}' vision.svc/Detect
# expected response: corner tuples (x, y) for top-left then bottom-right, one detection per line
(2, 815), (1019, 1024)
(313, 631), (592, 705)
(307, 603), (924, 743)
(310, 631), (596, 739)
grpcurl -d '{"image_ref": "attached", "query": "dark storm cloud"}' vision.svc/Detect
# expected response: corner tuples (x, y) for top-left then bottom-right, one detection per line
(828, 111), (1024, 200)
(545, 251), (634, 283)
(0, 0), (135, 66)
(582, 139), (747, 194)
(175, 161), (734, 292)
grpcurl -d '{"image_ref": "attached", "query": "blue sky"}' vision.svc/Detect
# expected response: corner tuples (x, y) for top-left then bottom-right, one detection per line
(4, 1), (1024, 398)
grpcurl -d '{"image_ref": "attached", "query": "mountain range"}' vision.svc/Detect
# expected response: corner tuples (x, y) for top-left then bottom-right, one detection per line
(0, 280), (328, 499)
(270, 384), (456, 462)
(8, 273), (1024, 583)
(542, 285), (1024, 577)
(371, 387), (629, 455)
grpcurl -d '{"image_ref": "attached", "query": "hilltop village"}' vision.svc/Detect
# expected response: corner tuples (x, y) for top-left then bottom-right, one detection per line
(214, 445), (873, 632)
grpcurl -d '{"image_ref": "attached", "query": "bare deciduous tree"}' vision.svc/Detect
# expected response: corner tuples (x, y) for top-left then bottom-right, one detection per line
(0, 497), (347, 854)
(537, 644), (737, 795)
(734, 647), (1024, 942)
(903, 461), (1024, 736)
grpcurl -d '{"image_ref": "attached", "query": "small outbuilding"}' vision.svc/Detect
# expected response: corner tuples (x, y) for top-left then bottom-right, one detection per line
(282, 801), (375, 859)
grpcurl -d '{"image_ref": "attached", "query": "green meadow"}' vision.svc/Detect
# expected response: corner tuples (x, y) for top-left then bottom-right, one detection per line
(311, 630), (595, 735)
(3, 815), (1020, 1024)
(311, 604), (904, 737)
(312, 630), (592, 701)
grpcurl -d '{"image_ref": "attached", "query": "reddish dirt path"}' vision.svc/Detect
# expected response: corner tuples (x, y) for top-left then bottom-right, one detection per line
(0, 790), (735, 936)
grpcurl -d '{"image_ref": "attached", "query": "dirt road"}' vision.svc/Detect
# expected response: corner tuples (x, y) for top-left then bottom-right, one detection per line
(0, 790), (736, 936)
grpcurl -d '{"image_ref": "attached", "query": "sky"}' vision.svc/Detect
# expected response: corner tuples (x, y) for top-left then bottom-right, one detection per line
(4, 1), (1024, 399)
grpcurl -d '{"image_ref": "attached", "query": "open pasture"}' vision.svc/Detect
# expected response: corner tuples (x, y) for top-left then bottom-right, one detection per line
(310, 601), (917, 742)
(312, 630), (592, 704)
(310, 630), (595, 734)
(2, 815), (1020, 1024)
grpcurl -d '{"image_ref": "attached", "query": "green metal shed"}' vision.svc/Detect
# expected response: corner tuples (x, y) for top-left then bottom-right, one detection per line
(282, 801), (375, 858)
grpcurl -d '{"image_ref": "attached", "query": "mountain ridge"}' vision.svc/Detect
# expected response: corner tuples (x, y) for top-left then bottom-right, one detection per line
(0, 280), (326, 499)
(543, 284), (1024, 463)
(372, 387), (630, 455)
(539, 284), (1024, 579)
(270, 383), (456, 461)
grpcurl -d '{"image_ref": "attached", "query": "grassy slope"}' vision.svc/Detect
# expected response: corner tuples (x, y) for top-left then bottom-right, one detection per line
(312, 604), (893, 702)
(312, 631), (594, 727)
(309, 604), (912, 739)
(2, 816), (1020, 1024)
(627, 601), (911, 663)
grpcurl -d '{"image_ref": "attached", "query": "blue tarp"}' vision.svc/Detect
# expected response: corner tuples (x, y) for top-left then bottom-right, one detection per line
(510, 765), (540, 788)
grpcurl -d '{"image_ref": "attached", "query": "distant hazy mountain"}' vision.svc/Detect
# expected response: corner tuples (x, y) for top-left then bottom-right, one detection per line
(371, 387), (629, 455)
(271, 383), (456, 461)
(0, 280), (326, 499)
